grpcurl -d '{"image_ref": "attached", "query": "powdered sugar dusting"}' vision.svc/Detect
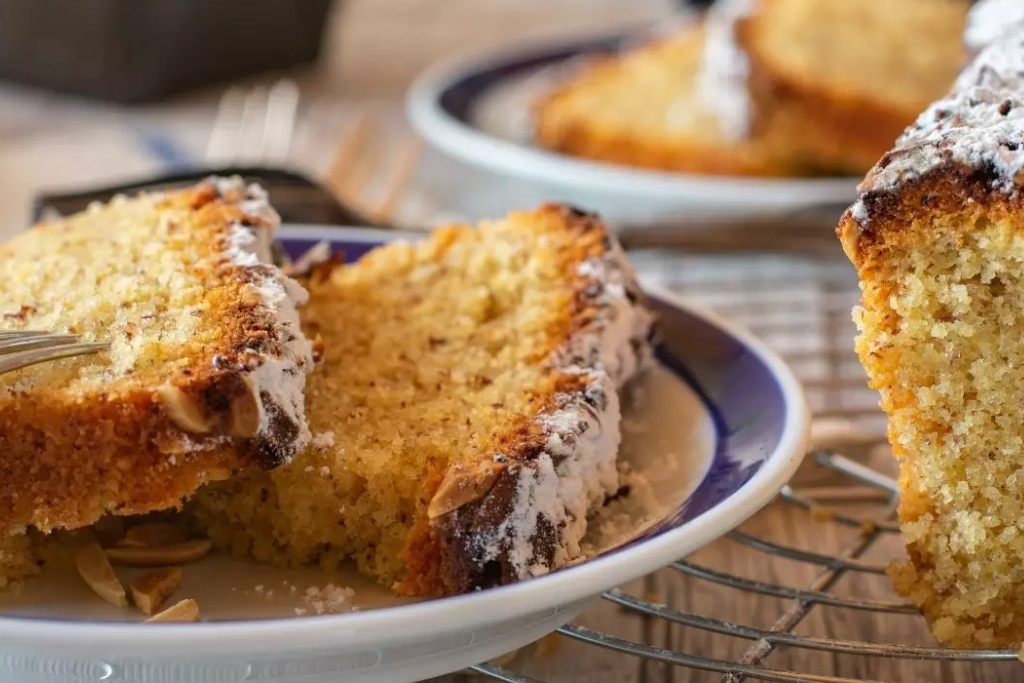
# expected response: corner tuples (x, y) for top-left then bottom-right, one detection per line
(849, 29), (1024, 224)
(695, 0), (756, 141)
(311, 431), (335, 450)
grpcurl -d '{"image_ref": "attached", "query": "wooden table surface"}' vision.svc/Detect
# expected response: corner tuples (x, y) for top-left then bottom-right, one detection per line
(0, 2), (1020, 681)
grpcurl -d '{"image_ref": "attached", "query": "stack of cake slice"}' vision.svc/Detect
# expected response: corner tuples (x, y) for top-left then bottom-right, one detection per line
(535, 0), (969, 177)
(839, 1), (1024, 648)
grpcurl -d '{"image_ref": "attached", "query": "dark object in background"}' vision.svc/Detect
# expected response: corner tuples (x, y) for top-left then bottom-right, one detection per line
(0, 0), (337, 104)
(32, 167), (376, 227)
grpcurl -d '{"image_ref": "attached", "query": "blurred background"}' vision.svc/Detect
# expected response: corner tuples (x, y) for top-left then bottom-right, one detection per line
(0, 0), (677, 232)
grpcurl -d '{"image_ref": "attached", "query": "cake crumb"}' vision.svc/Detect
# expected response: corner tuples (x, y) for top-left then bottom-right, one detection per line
(312, 431), (335, 450)
(304, 584), (356, 615)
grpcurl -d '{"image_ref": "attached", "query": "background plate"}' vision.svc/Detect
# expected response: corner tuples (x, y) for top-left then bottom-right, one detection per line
(0, 226), (810, 683)
(407, 30), (859, 228)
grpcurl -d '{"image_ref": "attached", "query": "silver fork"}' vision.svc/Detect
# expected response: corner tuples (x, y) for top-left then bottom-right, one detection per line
(0, 331), (108, 375)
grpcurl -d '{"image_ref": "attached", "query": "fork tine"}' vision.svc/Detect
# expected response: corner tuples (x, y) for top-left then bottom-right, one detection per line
(205, 86), (247, 165)
(0, 342), (109, 375)
(0, 331), (49, 340)
(0, 334), (82, 355)
(238, 86), (270, 165)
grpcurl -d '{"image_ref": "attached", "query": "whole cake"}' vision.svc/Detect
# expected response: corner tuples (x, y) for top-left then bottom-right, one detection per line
(838, 22), (1024, 647)
(193, 205), (653, 595)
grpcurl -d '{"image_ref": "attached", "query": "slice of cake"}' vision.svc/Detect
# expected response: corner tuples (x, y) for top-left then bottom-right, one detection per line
(838, 28), (1024, 647)
(192, 205), (653, 595)
(738, 0), (969, 174)
(0, 178), (315, 586)
(533, 22), (814, 177)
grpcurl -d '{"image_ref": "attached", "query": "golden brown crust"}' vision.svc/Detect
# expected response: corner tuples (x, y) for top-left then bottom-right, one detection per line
(0, 180), (310, 536)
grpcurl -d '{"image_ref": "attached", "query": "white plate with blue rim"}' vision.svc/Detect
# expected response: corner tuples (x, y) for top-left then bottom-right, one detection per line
(406, 28), (858, 229)
(0, 225), (810, 683)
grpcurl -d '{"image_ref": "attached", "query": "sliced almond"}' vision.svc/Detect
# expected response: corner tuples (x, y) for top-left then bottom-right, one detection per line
(427, 460), (504, 519)
(156, 385), (210, 434)
(130, 567), (182, 616)
(145, 598), (199, 623)
(75, 542), (128, 607)
(119, 523), (190, 548)
(228, 376), (262, 438)
(106, 539), (212, 567)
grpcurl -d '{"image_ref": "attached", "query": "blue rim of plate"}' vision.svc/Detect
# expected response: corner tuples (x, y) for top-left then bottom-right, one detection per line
(405, 29), (859, 207)
(0, 226), (810, 653)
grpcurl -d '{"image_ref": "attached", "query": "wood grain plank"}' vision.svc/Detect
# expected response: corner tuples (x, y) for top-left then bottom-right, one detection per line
(430, 500), (1024, 683)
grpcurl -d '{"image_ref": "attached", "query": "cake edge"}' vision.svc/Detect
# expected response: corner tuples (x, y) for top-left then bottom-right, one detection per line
(419, 206), (654, 594)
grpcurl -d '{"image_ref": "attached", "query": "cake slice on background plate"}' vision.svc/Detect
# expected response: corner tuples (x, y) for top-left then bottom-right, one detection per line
(536, 0), (969, 178)
(737, 0), (969, 174)
(533, 17), (814, 178)
(838, 19), (1024, 647)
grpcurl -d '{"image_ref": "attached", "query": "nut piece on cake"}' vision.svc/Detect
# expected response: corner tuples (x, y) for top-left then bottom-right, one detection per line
(838, 14), (1024, 648)
(0, 177), (315, 589)
(193, 204), (654, 596)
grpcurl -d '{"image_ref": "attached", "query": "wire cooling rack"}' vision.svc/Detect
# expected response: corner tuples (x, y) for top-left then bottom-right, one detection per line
(460, 248), (1024, 683)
